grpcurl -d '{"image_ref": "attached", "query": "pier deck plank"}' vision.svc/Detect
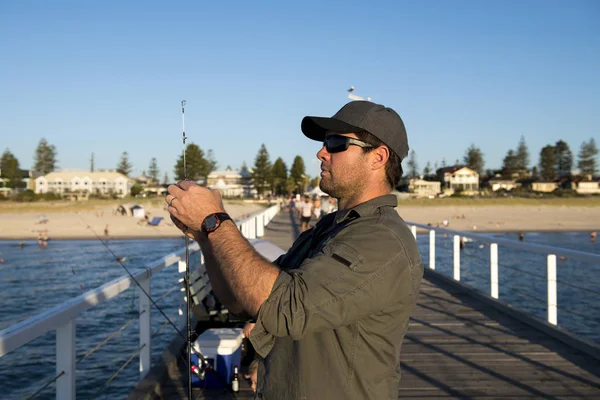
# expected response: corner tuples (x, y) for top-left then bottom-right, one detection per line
(141, 209), (600, 399)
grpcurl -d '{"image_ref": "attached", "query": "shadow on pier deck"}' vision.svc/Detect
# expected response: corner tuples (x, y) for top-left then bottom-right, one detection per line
(132, 209), (600, 399)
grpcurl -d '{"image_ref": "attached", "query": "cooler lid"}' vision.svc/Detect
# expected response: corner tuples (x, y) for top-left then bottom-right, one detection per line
(195, 328), (243, 351)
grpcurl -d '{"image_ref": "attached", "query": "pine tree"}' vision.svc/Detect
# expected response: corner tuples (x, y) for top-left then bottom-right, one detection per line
(554, 140), (573, 178)
(174, 143), (211, 182)
(290, 156), (306, 193)
(463, 144), (484, 175)
(539, 145), (557, 181)
(271, 157), (288, 196)
(516, 136), (530, 171)
(240, 162), (249, 173)
(423, 162), (432, 178)
(206, 150), (218, 173)
(116, 151), (133, 176)
(501, 149), (518, 177)
(0, 149), (25, 189)
(406, 150), (418, 178)
(90, 153), (95, 172)
(33, 138), (57, 174)
(163, 172), (169, 185)
(252, 144), (272, 195)
(148, 157), (160, 184)
(577, 138), (598, 177)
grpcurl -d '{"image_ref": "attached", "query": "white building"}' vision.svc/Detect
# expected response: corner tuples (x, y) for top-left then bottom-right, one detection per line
(35, 170), (132, 198)
(440, 167), (479, 195)
(207, 168), (256, 198)
(488, 178), (520, 192)
(409, 178), (441, 198)
(574, 180), (600, 194)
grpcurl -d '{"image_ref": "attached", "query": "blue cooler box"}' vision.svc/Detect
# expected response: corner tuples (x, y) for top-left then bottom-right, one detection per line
(191, 328), (243, 389)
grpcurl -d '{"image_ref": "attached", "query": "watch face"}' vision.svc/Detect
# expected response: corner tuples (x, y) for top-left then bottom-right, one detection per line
(205, 215), (218, 230)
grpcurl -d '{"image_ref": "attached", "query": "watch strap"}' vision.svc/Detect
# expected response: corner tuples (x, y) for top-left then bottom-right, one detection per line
(201, 212), (232, 235)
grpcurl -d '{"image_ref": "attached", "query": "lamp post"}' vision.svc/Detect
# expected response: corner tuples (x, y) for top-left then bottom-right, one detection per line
(347, 86), (371, 101)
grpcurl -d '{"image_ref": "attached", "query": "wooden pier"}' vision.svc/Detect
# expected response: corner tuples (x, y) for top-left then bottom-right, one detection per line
(131, 209), (600, 399)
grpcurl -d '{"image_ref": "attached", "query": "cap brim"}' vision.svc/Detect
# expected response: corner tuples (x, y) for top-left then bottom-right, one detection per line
(301, 117), (362, 141)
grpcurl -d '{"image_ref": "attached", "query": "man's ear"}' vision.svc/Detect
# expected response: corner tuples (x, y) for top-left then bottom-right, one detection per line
(371, 146), (390, 171)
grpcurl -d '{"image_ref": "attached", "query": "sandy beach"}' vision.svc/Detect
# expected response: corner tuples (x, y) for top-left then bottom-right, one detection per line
(0, 200), (599, 240)
(398, 205), (600, 233)
(0, 201), (266, 240)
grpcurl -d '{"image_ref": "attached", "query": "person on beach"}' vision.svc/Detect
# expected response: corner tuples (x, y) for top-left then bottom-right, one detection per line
(166, 100), (423, 400)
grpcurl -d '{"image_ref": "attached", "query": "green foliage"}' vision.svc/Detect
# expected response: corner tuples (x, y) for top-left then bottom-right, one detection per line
(407, 150), (418, 178)
(271, 157), (288, 195)
(0, 149), (26, 189)
(463, 144), (484, 175)
(515, 136), (530, 170)
(290, 155), (306, 193)
(131, 184), (143, 196)
(174, 143), (214, 182)
(423, 162), (432, 178)
(252, 144), (272, 195)
(33, 138), (58, 174)
(90, 153), (94, 172)
(539, 145), (556, 180)
(116, 151), (133, 176)
(554, 140), (573, 178)
(14, 189), (37, 202)
(163, 172), (169, 185)
(148, 158), (160, 183)
(577, 138), (598, 176)
(240, 162), (249, 173)
(501, 149), (518, 176)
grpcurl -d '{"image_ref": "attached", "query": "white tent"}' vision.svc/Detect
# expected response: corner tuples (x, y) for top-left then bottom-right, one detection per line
(307, 186), (327, 198)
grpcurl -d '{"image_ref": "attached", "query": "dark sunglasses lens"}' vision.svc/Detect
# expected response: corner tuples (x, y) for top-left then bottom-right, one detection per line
(325, 136), (348, 153)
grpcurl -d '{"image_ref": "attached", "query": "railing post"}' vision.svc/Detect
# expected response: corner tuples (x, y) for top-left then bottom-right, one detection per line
(429, 230), (435, 270)
(453, 235), (460, 281)
(178, 260), (187, 327)
(56, 319), (76, 400)
(547, 254), (557, 325)
(248, 217), (257, 239)
(256, 214), (264, 237)
(139, 273), (151, 378)
(490, 243), (498, 299)
(411, 226), (417, 239)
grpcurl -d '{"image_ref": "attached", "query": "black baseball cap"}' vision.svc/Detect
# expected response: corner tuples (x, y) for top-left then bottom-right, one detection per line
(301, 101), (409, 159)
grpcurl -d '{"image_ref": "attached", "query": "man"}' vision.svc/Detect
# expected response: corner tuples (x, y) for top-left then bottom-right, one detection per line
(297, 194), (314, 232)
(166, 100), (423, 400)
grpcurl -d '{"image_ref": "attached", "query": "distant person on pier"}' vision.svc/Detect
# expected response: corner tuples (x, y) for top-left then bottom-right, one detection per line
(166, 100), (423, 400)
(297, 194), (314, 232)
(591, 231), (597, 243)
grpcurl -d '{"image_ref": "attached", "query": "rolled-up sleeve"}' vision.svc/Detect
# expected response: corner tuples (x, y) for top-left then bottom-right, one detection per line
(249, 234), (412, 357)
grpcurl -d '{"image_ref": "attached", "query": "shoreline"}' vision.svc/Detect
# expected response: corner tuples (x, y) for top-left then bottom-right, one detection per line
(0, 228), (597, 242)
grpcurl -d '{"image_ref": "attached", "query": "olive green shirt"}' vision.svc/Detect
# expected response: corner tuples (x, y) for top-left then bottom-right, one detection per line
(249, 194), (423, 400)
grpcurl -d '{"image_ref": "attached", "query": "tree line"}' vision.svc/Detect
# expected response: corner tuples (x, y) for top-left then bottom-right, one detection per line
(405, 137), (598, 182)
(0, 138), (311, 196)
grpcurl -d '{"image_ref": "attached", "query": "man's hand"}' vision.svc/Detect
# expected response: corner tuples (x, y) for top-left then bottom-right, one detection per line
(244, 359), (259, 393)
(170, 215), (200, 240)
(166, 180), (225, 231)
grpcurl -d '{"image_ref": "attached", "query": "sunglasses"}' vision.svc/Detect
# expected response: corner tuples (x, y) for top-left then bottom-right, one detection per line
(324, 135), (374, 153)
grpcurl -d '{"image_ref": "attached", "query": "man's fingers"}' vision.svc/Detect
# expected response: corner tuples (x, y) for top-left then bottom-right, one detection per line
(167, 184), (183, 197)
(176, 179), (196, 190)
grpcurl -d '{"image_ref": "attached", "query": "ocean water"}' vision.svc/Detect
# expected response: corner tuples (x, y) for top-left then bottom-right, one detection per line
(0, 232), (599, 399)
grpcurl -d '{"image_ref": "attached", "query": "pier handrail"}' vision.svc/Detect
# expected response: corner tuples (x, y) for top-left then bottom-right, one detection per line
(406, 221), (600, 330)
(406, 222), (600, 263)
(0, 203), (280, 400)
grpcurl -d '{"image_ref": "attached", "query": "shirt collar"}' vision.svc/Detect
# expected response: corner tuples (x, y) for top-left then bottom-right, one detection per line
(335, 194), (398, 224)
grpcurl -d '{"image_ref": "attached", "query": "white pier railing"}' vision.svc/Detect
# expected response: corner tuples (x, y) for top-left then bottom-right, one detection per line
(0, 204), (281, 400)
(407, 222), (600, 327)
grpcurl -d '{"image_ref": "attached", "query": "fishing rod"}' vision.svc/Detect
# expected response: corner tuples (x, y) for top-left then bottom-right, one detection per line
(70, 101), (233, 398)
(181, 99), (193, 400)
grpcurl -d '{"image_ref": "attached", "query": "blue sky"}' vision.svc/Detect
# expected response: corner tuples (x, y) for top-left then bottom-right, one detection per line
(1, 0), (598, 179)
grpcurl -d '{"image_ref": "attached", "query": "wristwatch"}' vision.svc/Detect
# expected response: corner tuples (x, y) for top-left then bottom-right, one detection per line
(201, 212), (232, 236)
